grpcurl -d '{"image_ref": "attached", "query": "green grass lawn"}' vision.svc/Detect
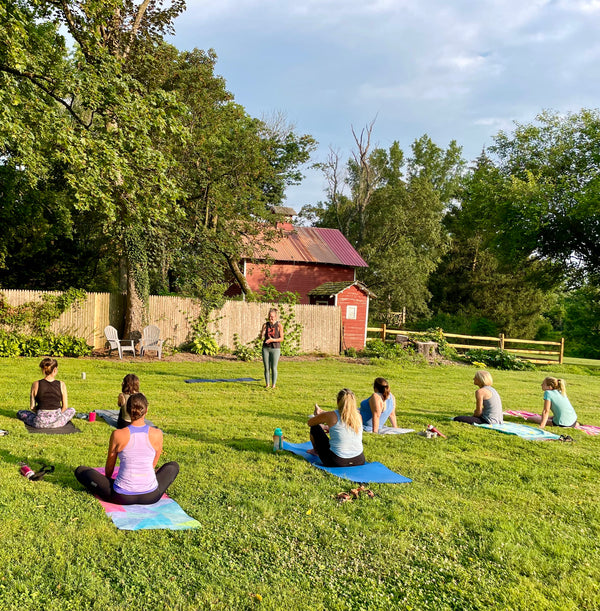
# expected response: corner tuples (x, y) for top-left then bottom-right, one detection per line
(1, 356), (599, 610)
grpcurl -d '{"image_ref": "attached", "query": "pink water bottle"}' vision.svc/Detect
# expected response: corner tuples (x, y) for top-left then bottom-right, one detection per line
(20, 464), (34, 479)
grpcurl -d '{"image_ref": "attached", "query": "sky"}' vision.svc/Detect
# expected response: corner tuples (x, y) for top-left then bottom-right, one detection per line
(169, 0), (600, 211)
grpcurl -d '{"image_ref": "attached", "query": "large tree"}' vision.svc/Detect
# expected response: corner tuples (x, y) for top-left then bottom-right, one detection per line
(484, 109), (600, 281)
(300, 125), (464, 318)
(0, 0), (187, 336)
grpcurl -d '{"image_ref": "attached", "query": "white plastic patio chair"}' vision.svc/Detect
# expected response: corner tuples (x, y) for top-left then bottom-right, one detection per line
(104, 325), (136, 359)
(139, 325), (164, 359)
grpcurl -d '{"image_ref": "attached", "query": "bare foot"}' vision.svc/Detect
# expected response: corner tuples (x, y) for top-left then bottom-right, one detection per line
(313, 403), (324, 416)
(306, 448), (318, 456)
(265, 385), (271, 389)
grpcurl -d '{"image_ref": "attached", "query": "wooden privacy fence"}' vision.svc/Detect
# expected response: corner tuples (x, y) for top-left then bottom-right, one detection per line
(1, 290), (343, 354)
(367, 325), (565, 365)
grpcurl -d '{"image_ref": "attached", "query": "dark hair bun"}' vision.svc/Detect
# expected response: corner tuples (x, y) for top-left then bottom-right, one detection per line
(126, 393), (148, 421)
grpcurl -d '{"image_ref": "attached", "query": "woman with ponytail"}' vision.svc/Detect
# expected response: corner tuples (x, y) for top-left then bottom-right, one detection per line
(307, 389), (365, 467)
(539, 377), (578, 429)
(75, 393), (179, 505)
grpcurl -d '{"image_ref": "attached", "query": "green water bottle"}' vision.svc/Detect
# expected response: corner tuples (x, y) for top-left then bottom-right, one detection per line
(273, 427), (283, 452)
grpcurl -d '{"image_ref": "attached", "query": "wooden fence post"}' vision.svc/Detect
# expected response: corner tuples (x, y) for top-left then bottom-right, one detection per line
(381, 324), (386, 341)
(499, 333), (504, 350)
(559, 337), (564, 364)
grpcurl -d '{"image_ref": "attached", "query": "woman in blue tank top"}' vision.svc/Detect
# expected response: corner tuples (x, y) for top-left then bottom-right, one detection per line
(360, 377), (398, 433)
(307, 389), (365, 467)
(75, 393), (179, 505)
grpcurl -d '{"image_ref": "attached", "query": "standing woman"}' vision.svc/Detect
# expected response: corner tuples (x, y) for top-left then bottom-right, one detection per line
(75, 393), (179, 505)
(261, 308), (284, 389)
(17, 358), (76, 428)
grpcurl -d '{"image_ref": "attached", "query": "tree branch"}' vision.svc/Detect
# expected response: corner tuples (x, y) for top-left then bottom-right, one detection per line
(0, 64), (92, 129)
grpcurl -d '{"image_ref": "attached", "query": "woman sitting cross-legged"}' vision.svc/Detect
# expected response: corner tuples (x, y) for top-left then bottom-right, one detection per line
(75, 393), (179, 505)
(17, 358), (76, 428)
(307, 388), (365, 467)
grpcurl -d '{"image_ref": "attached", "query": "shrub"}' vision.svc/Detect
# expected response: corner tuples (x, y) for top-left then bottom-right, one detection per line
(0, 331), (92, 357)
(233, 334), (260, 362)
(463, 348), (535, 371)
(344, 347), (357, 358)
(359, 339), (424, 365)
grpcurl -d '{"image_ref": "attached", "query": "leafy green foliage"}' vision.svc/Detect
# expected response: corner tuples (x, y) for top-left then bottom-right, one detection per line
(0, 331), (92, 357)
(464, 348), (536, 371)
(359, 339), (425, 365)
(233, 333), (260, 361)
(0, 288), (86, 334)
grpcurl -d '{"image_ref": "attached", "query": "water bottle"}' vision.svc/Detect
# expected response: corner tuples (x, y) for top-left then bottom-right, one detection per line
(20, 463), (34, 479)
(273, 427), (283, 452)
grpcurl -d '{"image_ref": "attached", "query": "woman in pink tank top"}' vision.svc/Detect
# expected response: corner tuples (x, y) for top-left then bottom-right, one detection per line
(75, 393), (179, 505)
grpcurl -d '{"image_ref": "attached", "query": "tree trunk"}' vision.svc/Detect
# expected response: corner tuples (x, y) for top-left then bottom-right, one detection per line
(123, 232), (149, 341)
(227, 256), (254, 298)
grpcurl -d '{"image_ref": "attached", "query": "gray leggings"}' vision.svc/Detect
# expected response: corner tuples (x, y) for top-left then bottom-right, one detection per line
(262, 346), (281, 386)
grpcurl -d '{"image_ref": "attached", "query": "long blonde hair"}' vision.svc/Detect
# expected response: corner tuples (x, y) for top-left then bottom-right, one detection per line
(337, 388), (361, 433)
(543, 377), (567, 396)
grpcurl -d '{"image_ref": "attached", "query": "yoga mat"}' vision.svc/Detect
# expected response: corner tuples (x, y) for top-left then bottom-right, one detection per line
(185, 377), (260, 383)
(88, 410), (154, 428)
(475, 422), (560, 441)
(25, 421), (81, 435)
(505, 409), (600, 436)
(369, 426), (414, 435)
(92, 467), (199, 531)
(98, 496), (200, 531)
(282, 441), (412, 484)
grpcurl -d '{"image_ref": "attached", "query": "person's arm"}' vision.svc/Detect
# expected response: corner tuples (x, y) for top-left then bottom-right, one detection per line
(117, 393), (126, 408)
(539, 399), (552, 428)
(104, 431), (120, 479)
(308, 410), (338, 428)
(389, 395), (398, 428)
(60, 381), (69, 412)
(277, 322), (284, 344)
(150, 429), (164, 468)
(473, 388), (485, 417)
(370, 394), (384, 433)
(260, 323), (266, 342)
(30, 382), (38, 411)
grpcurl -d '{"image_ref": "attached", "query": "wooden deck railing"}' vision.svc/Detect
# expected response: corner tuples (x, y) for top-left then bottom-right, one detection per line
(366, 326), (564, 365)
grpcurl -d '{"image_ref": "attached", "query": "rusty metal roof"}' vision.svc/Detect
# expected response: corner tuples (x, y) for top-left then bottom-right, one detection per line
(249, 227), (368, 267)
(308, 281), (376, 298)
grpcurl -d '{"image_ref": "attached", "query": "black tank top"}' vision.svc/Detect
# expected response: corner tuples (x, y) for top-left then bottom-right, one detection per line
(36, 379), (63, 411)
(263, 322), (281, 349)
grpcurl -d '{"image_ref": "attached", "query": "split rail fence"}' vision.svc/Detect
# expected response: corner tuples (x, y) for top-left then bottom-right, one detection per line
(1, 290), (343, 355)
(367, 325), (564, 365)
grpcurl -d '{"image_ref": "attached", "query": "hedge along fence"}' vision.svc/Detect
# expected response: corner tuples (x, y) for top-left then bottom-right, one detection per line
(367, 324), (564, 365)
(1, 290), (343, 354)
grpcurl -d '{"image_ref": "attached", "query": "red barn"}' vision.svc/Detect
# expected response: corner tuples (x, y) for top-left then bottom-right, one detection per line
(308, 281), (375, 351)
(228, 223), (368, 305)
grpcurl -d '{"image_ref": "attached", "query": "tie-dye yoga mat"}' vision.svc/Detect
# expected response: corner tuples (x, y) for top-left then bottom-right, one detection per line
(475, 421), (560, 440)
(505, 409), (600, 435)
(92, 467), (199, 531)
(98, 496), (200, 531)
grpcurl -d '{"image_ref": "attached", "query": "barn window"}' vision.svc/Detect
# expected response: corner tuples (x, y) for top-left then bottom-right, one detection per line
(346, 305), (357, 320)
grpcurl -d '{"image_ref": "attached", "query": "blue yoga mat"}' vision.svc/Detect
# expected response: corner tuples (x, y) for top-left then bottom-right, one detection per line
(185, 377), (260, 383)
(283, 441), (412, 484)
(475, 422), (561, 440)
